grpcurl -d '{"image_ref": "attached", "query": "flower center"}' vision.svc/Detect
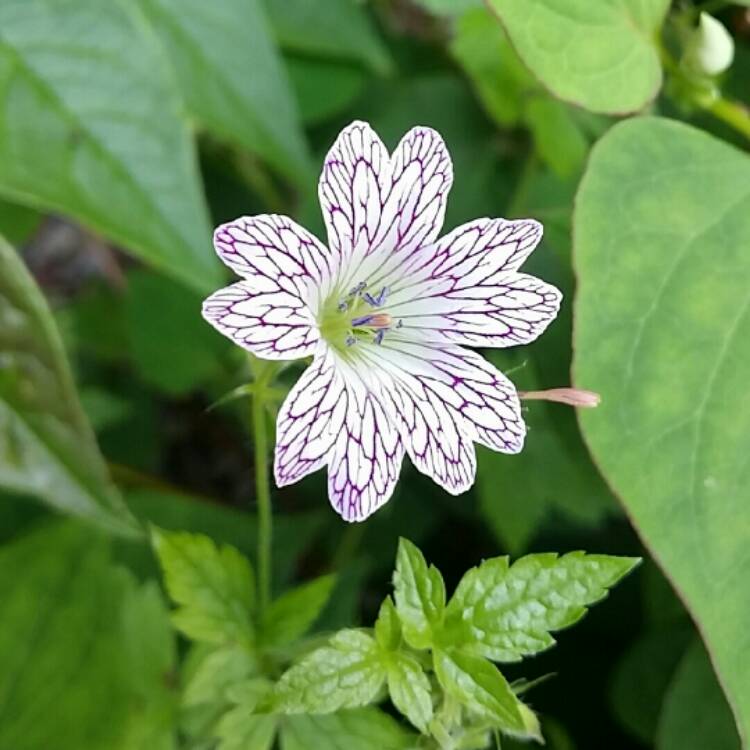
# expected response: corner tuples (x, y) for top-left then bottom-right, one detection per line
(317, 282), (401, 352)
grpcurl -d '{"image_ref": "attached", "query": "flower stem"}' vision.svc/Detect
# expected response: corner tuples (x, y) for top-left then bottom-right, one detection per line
(707, 96), (750, 141)
(251, 362), (275, 616)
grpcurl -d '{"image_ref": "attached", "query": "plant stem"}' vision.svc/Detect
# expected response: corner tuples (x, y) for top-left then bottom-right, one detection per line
(707, 97), (750, 141)
(251, 363), (274, 616)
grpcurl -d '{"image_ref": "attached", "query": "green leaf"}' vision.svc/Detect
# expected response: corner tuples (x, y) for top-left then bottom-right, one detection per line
(0, 0), (219, 293)
(374, 596), (402, 652)
(486, 0), (670, 114)
(0, 199), (40, 245)
(125, 489), (325, 588)
(217, 713), (277, 750)
(477, 355), (615, 555)
(574, 116), (750, 743)
(610, 628), (692, 744)
(0, 238), (138, 535)
(274, 630), (386, 714)
(280, 709), (414, 750)
(450, 8), (534, 128)
(287, 57), (367, 126)
(386, 653), (433, 733)
(260, 574), (336, 649)
(412, 0), (481, 15)
(124, 269), (228, 396)
(151, 527), (255, 645)
(184, 645), (256, 706)
(392, 538), (446, 649)
(263, 0), (392, 75)
(525, 97), (588, 178)
(0, 522), (177, 750)
(656, 641), (740, 750)
(445, 552), (639, 662)
(138, 0), (310, 183)
(433, 650), (531, 735)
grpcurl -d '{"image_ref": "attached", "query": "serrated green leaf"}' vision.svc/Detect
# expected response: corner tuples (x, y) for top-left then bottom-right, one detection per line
(263, 0), (392, 75)
(393, 538), (446, 649)
(0, 238), (138, 536)
(486, 0), (670, 114)
(445, 552), (639, 662)
(0, 522), (177, 750)
(656, 641), (740, 750)
(386, 653), (433, 733)
(274, 630), (386, 714)
(374, 596), (401, 652)
(280, 709), (414, 750)
(260, 574), (336, 649)
(138, 0), (310, 183)
(184, 645), (256, 706)
(217, 712), (277, 750)
(574, 116), (750, 742)
(151, 528), (255, 645)
(0, 0), (220, 293)
(433, 650), (530, 735)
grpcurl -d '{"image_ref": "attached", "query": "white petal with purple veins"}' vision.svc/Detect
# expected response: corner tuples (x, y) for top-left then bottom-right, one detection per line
(202, 282), (319, 360)
(275, 348), (346, 486)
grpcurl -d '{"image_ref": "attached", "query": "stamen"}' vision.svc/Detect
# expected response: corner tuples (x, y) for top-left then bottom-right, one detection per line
(363, 286), (390, 307)
(345, 335), (357, 347)
(351, 314), (374, 327)
(337, 301), (348, 312)
(349, 281), (366, 296)
(374, 329), (385, 345)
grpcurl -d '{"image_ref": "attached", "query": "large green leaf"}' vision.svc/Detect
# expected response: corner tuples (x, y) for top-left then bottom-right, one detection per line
(0, 522), (177, 749)
(486, 0), (670, 114)
(0, 238), (138, 535)
(138, 0), (311, 183)
(0, 0), (219, 293)
(574, 117), (750, 744)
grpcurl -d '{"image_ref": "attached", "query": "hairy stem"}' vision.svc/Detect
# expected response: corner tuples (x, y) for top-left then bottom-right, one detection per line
(251, 362), (275, 615)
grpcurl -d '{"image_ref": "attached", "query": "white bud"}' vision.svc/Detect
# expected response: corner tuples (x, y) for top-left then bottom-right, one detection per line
(684, 13), (735, 76)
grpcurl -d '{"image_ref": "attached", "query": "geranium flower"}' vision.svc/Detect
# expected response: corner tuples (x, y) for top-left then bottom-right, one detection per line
(203, 122), (561, 521)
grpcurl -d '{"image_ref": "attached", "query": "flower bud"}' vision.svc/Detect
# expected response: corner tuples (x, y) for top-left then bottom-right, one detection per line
(684, 13), (735, 76)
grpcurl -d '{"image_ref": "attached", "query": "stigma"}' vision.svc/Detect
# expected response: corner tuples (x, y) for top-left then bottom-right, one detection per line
(353, 312), (392, 328)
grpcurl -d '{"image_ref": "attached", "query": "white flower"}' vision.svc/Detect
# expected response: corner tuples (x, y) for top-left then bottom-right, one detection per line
(203, 122), (561, 521)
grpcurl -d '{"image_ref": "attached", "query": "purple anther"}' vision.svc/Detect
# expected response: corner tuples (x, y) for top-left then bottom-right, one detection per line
(337, 301), (348, 312)
(345, 335), (357, 347)
(363, 286), (390, 307)
(351, 315), (374, 327)
(374, 329), (386, 345)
